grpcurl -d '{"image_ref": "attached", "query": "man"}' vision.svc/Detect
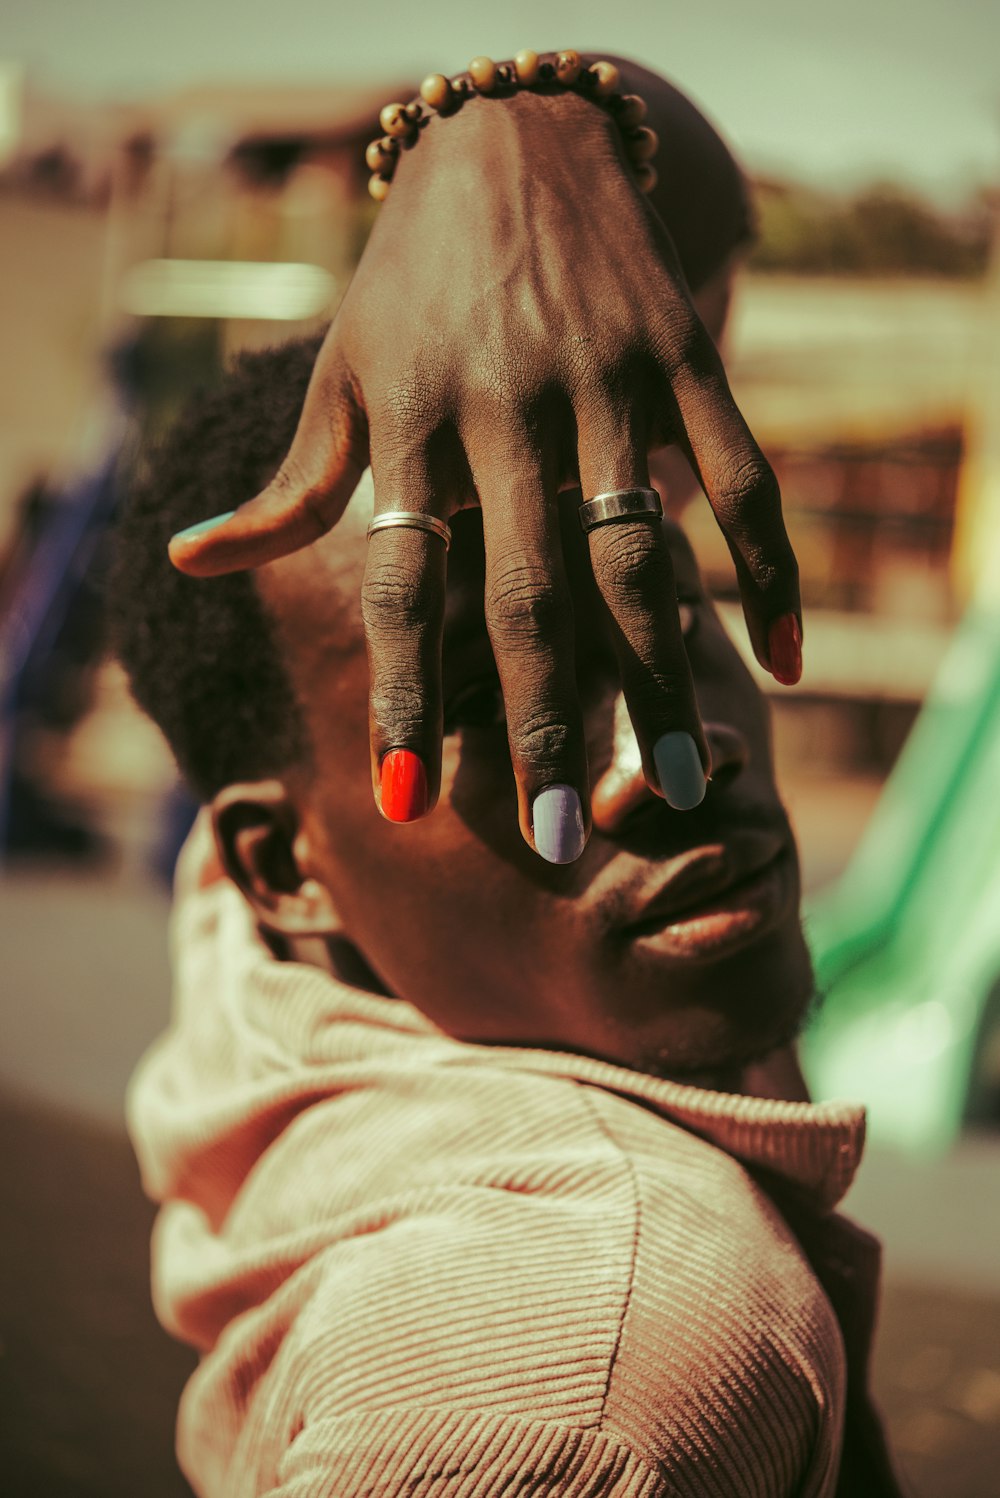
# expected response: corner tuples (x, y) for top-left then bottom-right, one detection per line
(113, 332), (901, 1495)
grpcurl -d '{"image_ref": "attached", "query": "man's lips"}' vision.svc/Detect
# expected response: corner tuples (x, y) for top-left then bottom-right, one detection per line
(615, 833), (791, 938)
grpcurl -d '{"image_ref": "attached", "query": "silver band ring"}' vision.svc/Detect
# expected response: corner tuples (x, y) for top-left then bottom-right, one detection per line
(367, 510), (452, 551)
(579, 487), (663, 533)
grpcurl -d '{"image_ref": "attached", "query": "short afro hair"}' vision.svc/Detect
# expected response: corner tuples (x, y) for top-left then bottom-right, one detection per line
(110, 334), (326, 802)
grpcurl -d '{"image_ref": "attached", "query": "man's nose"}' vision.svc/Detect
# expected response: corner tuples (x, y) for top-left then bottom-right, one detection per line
(591, 697), (749, 834)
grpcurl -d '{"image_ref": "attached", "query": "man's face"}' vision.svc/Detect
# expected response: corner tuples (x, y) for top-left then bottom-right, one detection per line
(254, 483), (813, 1082)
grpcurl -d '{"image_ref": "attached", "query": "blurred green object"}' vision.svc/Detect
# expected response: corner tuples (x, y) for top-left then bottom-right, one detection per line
(802, 604), (1000, 1155)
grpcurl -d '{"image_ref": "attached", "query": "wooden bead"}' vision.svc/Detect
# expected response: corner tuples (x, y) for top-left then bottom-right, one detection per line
(591, 61), (621, 99)
(420, 73), (453, 111)
(468, 56), (498, 92)
(625, 126), (659, 163)
(634, 162), (658, 194)
(403, 101), (423, 123)
(554, 50), (582, 85)
(379, 102), (413, 138)
(514, 49), (540, 85)
(368, 175), (391, 202)
(365, 137), (398, 173)
(616, 93), (647, 128)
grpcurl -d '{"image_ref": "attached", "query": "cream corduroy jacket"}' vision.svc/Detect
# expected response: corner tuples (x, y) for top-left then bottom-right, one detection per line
(128, 829), (902, 1497)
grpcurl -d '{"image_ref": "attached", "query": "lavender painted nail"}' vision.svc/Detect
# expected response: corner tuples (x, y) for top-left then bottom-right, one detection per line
(532, 784), (586, 864)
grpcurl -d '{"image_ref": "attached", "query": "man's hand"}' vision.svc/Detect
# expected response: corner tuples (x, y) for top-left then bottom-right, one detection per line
(167, 70), (801, 860)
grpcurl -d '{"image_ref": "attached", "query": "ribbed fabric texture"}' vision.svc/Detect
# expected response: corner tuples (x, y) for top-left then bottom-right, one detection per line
(127, 826), (896, 1497)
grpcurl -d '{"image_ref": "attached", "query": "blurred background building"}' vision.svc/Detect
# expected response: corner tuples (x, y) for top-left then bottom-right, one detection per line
(1, 3), (999, 1494)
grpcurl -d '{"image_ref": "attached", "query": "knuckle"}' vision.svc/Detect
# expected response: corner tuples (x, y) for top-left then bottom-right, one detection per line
(368, 676), (426, 742)
(744, 545), (799, 604)
(479, 363), (529, 425)
(716, 454), (779, 521)
(570, 336), (623, 394)
(384, 367), (434, 426)
(513, 712), (574, 770)
(660, 315), (711, 380)
(361, 560), (434, 634)
(270, 455), (308, 499)
(372, 382), (437, 458)
(634, 665), (690, 708)
(298, 486), (336, 538)
(468, 395), (545, 456)
(486, 559), (565, 648)
(270, 459), (334, 538)
(593, 525), (665, 603)
(625, 663), (696, 726)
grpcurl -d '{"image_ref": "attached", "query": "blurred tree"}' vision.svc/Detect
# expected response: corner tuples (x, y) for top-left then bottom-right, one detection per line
(749, 178), (992, 278)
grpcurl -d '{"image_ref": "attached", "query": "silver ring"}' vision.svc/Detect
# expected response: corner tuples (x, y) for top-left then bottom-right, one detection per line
(578, 487), (663, 533)
(367, 510), (452, 551)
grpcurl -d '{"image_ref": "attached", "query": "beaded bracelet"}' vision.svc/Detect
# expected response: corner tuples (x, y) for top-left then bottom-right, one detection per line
(366, 49), (658, 203)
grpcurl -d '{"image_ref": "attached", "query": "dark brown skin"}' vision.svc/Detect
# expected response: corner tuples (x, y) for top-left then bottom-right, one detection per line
(172, 56), (801, 862)
(212, 491), (813, 1090)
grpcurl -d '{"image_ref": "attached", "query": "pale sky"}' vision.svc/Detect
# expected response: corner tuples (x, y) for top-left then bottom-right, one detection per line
(5, 0), (998, 202)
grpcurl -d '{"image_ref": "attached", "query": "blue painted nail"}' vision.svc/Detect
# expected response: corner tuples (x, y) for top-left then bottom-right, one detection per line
(653, 732), (706, 810)
(170, 510), (237, 544)
(532, 784), (586, 864)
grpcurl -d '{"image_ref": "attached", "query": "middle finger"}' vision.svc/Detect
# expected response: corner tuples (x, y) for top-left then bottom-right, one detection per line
(470, 435), (591, 866)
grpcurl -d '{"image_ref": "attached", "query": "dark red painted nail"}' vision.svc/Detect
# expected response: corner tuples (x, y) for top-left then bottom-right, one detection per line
(380, 748), (428, 822)
(768, 613), (803, 686)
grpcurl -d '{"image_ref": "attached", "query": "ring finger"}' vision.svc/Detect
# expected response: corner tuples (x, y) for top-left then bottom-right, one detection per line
(576, 405), (710, 810)
(470, 435), (591, 864)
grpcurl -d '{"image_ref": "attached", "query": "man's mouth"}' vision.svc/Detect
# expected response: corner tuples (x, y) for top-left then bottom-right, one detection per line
(614, 834), (795, 961)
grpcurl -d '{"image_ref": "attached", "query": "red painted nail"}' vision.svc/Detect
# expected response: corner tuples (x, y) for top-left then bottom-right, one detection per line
(380, 748), (428, 822)
(768, 613), (803, 686)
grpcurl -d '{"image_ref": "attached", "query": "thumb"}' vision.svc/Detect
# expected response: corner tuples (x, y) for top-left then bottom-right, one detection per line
(168, 375), (367, 579)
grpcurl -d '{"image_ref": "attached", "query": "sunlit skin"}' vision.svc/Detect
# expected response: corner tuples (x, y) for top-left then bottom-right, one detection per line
(214, 480), (814, 1091)
(174, 56), (802, 872)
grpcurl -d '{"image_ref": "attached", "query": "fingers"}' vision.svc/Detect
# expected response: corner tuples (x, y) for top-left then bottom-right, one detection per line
(577, 414), (710, 810)
(667, 326), (802, 683)
(474, 442), (590, 864)
(168, 348), (367, 578)
(361, 448), (447, 825)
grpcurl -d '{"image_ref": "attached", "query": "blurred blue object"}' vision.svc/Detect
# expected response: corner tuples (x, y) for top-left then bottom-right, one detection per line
(150, 780), (199, 889)
(803, 604), (1000, 1154)
(0, 416), (126, 863)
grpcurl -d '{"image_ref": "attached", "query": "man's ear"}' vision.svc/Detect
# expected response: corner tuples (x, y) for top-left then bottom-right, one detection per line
(210, 780), (341, 937)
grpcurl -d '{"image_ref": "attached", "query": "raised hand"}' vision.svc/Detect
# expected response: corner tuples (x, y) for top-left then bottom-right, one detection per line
(168, 58), (801, 862)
